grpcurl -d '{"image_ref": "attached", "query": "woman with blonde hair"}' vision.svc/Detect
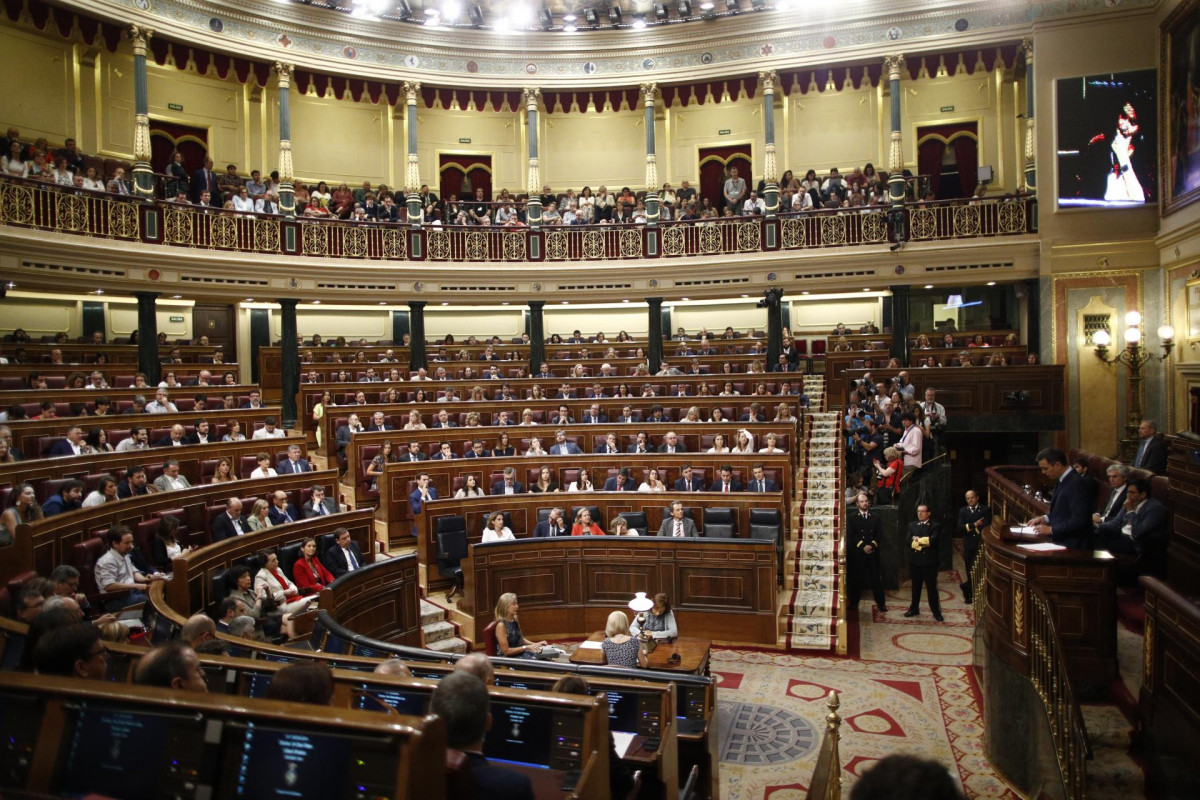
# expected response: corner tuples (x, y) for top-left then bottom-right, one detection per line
(493, 592), (547, 658)
(731, 428), (756, 454)
(519, 408), (538, 426)
(682, 406), (701, 423)
(600, 610), (646, 668)
(246, 498), (273, 531)
(571, 507), (604, 536)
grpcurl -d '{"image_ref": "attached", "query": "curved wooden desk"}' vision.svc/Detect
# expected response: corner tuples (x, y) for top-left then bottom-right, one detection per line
(461, 535), (778, 646)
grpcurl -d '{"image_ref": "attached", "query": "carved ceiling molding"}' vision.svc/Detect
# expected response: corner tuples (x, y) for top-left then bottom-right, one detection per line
(53, 0), (1153, 89)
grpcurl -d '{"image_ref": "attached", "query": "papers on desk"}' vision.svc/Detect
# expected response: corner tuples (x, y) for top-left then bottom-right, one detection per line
(1009, 526), (1040, 536)
(1018, 542), (1067, 552)
(577, 640), (603, 650)
(612, 732), (636, 759)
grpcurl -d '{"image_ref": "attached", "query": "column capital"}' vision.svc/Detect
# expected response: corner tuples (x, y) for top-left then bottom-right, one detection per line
(1019, 37), (1033, 63)
(127, 24), (153, 56)
(523, 87), (541, 109)
(408, 300), (427, 311)
(403, 80), (421, 104)
(276, 297), (301, 308)
(646, 297), (664, 307)
(527, 300), (545, 310)
(133, 290), (161, 301)
(758, 70), (778, 94)
(883, 54), (905, 80)
(640, 83), (658, 106)
(274, 62), (293, 88)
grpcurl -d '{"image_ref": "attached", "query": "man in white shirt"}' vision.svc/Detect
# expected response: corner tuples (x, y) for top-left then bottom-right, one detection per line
(153, 460), (191, 492)
(742, 191), (766, 215)
(145, 389), (178, 414)
(252, 416), (285, 439)
(94, 526), (158, 611)
(115, 426), (150, 452)
(48, 426), (86, 457)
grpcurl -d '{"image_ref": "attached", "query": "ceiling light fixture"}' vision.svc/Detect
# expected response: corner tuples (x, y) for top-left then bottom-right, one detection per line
(631, 13), (647, 29)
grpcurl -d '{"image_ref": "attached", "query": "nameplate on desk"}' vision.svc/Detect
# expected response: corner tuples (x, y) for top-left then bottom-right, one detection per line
(1017, 542), (1067, 552)
(1009, 525), (1039, 536)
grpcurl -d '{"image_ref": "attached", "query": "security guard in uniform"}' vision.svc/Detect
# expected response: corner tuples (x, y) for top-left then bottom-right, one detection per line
(957, 490), (991, 604)
(847, 492), (887, 613)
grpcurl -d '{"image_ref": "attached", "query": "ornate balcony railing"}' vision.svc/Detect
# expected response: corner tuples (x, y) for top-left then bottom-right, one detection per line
(0, 176), (1037, 264)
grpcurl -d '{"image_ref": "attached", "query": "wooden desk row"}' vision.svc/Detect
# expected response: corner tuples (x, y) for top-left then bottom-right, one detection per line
(14, 469), (339, 582)
(391, 457), (791, 551)
(0, 383), (261, 414)
(312, 394), (807, 458)
(823, 328), (1019, 350)
(2, 405), (291, 461)
(0, 361), (239, 388)
(0, 342), (228, 363)
(344, 421), (798, 507)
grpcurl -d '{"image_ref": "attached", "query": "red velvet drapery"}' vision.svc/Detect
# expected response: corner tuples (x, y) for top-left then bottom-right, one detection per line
(439, 154), (493, 202)
(916, 123), (978, 199)
(698, 146), (752, 212)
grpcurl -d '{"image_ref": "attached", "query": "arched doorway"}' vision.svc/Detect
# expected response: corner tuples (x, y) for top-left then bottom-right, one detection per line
(916, 123), (978, 199)
(150, 121), (209, 197)
(698, 145), (752, 213)
(439, 154), (493, 203)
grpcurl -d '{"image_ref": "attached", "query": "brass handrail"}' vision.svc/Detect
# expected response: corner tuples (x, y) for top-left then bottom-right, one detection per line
(1028, 585), (1091, 800)
(805, 690), (843, 800)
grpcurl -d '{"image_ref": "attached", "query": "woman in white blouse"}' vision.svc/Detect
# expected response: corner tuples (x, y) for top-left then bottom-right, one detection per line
(454, 474), (485, 498)
(481, 511), (515, 543)
(2, 141), (27, 177)
(719, 381), (740, 397)
(80, 166), (105, 192)
(567, 467), (594, 493)
(731, 429), (756, 454)
(50, 157), (73, 186)
(759, 432), (786, 454)
(525, 437), (547, 457)
(638, 468), (667, 493)
(706, 433), (730, 454)
(249, 453), (277, 479)
(519, 408), (538, 426)
(578, 186), (595, 222)
(681, 406), (701, 423)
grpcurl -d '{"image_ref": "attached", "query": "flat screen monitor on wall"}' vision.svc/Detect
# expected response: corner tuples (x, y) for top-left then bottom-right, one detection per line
(1056, 69), (1157, 208)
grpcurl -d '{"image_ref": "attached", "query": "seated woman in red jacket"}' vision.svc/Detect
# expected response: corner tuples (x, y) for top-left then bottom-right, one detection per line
(292, 537), (335, 594)
(571, 507), (605, 536)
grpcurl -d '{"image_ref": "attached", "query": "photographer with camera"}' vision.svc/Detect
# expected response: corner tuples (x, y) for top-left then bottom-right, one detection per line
(921, 388), (947, 454)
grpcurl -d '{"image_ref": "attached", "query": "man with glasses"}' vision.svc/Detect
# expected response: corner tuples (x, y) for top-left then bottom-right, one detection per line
(33, 622), (108, 679)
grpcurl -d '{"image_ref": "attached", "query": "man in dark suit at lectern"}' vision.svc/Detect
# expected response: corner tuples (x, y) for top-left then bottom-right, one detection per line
(1028, 447), (1093, 551)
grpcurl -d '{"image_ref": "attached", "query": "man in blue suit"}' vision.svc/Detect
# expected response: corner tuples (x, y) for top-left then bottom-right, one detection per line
(748, 463), (779, 493)
(491, 467), (525, 496)
(1028, 448), (1093, 550)
(48, 426), (85, 457)
(582, 403), (607, 424)
(1096, 478), (1170, 578)
(673, 464), (705, 492)
(549, 430), (582, 455)
(267, 491), (300, 526)
(276, 444), (311, 474)
(603, 467), (637, 492)
(190, 157), (221, 206)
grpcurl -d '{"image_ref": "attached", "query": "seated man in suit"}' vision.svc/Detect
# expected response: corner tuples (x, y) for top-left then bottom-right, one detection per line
(322, 526), (365, 579)
(595, 432), (621, 455)
(549, 430), (582, 455)
(210, 498), (247, 542)
(657, 501), (699, 537)
(710, 465), (744, 493)
(117, 466), (153, 499)
(302, 485), (339, 518)
(491, 467), (525, 495)
(408, 472), (439, 535)
(626, 431), (651, 454)
(603, 467), (637, 492)
(1096, 478), (1170, 578)
(464, 439), (492, 459)
(433, 409), (458, 428)
(400, 440), (429, 461)
(551, 404), (574, 425)
(582, 403), (607, 424)
(214, 597), (244, 634)
(277, 443), (311, 474)
(1028, 447), (1094, 550)
(48, 425), (86, 457)
(657, 431), (687, 453)
(673, 464), (704, 492)
(770, 354), (797, 372)
(614, 405), (638, 424)
(740, 403), (766, 423)
(431, 441), (456, 460)
(335, 414), (365, 460)
(1093, 464), (1130, 527)
(366, 411), (394, 432)
(1131, 419), (1168, 475)
(267, 490), (300, 526)
(153, 460), (191, 492)
(155, 424), (188, 448)
(187, 419), (214, 445)
(532, 507), (568, 538)
(748, 463), (779, 493)
(430, 671), (535, 800)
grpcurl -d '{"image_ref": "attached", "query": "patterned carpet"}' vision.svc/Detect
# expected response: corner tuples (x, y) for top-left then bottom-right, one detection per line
(713, 559), (1023, 799)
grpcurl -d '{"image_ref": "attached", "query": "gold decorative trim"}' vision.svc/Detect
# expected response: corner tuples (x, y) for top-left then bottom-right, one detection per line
(1013, 582), (1025, 639)
(1142, 615), (1154, 691)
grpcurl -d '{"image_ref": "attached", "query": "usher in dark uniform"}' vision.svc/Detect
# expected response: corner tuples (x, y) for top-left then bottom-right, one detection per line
(905, 515), (942, 621)
(848, 504), (887, 611)
(957, 498), (991, 603)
